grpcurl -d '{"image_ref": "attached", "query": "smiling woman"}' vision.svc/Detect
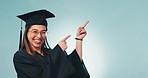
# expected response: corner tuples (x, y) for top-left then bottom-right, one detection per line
(13, 9), (90, 78)
(27, 25), (47, 55)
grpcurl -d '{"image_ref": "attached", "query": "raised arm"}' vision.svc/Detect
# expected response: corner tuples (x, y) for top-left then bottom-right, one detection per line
(75, 21), (89, 61)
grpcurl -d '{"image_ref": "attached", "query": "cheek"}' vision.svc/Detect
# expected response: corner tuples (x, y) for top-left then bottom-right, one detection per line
(42, 37), (46, 41)
(27, 35), (34, 41)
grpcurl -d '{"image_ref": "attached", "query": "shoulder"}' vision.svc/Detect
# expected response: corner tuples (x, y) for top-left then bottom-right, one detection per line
(14, 49), (27, 56)
(43, 48), (52, 55)
(43, 45), (63, 55)
(14, 49), (32, 59)
(13, 49), (36, 64)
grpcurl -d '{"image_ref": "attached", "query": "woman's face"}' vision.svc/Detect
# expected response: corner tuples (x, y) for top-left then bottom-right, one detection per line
(27, 25), (47, 49)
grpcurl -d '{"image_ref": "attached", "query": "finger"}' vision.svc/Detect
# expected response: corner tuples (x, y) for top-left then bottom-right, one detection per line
(80, 29), (86, 34)
(78, 26), (86, 32)
(82, 21), (90, 28)
(63, 35), (71, 41)
(64, 41), (67, 44)
(77, 26), (82, 32)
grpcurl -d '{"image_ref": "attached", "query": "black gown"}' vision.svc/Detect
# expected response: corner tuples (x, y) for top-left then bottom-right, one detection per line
(13, 44), (90, 78)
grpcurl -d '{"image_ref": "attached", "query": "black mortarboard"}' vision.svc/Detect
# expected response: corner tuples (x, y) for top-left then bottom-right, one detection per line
(17, 9), (55, 27)
(17, 9), (55, 50)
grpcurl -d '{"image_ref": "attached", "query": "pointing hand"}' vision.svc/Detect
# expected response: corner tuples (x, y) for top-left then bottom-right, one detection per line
(58, 35), (71, 51)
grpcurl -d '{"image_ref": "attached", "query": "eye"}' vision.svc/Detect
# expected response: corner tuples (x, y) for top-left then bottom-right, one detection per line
(31, 30), (38, 34)
(41, 31), (46, 34)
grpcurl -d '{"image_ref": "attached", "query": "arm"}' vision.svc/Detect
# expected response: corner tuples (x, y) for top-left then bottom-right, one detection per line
(68, 21), (90, 78)
(50, 44), (76, 78)
(68, 50), (90, 78)
(56, 21), (90, 78)
(75, 39), (83, 61)
(75, 21), (89, 61)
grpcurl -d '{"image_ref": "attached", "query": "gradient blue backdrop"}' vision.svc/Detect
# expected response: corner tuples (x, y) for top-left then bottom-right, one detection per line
(0, 0), (148, 78)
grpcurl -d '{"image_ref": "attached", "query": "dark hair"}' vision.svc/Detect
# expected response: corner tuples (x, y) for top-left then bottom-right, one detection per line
(19, 26), (51, 55)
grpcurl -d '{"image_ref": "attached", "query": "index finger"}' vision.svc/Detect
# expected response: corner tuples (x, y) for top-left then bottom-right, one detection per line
(63, 35), (71, 41)
(82, 21), (90, 28)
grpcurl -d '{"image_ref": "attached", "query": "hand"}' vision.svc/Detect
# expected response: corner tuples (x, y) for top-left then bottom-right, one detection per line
(76, 21), (89, 39)
(58, 35), (71, 51)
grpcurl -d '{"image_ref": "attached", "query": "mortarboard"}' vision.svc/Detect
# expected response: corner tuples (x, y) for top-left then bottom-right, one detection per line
(17, 9), (55, 50)
(17, 9), (55, 27)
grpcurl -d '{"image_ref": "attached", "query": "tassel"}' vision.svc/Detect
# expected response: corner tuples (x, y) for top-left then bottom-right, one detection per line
(19, 20), (23, 50)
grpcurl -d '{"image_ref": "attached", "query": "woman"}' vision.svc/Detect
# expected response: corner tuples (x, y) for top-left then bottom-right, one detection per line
(13, 9), (90, 78)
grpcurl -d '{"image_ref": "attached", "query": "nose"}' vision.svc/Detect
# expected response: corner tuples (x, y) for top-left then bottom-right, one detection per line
(36, 32), (42, 38)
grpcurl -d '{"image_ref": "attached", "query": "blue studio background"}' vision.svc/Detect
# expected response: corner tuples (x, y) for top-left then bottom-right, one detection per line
(0, 0), (148, 78)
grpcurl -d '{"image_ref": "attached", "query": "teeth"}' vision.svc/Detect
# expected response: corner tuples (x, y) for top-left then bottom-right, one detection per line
(34, 40), (41, 43)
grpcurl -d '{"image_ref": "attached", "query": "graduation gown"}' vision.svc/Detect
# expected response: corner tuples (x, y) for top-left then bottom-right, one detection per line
(13, 44), (90, 78)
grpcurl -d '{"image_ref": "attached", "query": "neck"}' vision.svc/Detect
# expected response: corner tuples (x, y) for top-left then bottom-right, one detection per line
(35, 47), (41, 53)
(31, 45), (42, 53)
(34, 47), (44, 56)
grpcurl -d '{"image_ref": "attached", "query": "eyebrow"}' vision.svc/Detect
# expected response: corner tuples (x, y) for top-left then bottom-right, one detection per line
(31, 29), (46, 31)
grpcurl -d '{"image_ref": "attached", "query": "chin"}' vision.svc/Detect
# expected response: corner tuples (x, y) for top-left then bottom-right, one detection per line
(33, 44), (42, 48)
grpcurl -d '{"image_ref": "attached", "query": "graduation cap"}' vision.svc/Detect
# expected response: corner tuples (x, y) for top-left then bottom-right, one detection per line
(17, 9), (55, 50)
